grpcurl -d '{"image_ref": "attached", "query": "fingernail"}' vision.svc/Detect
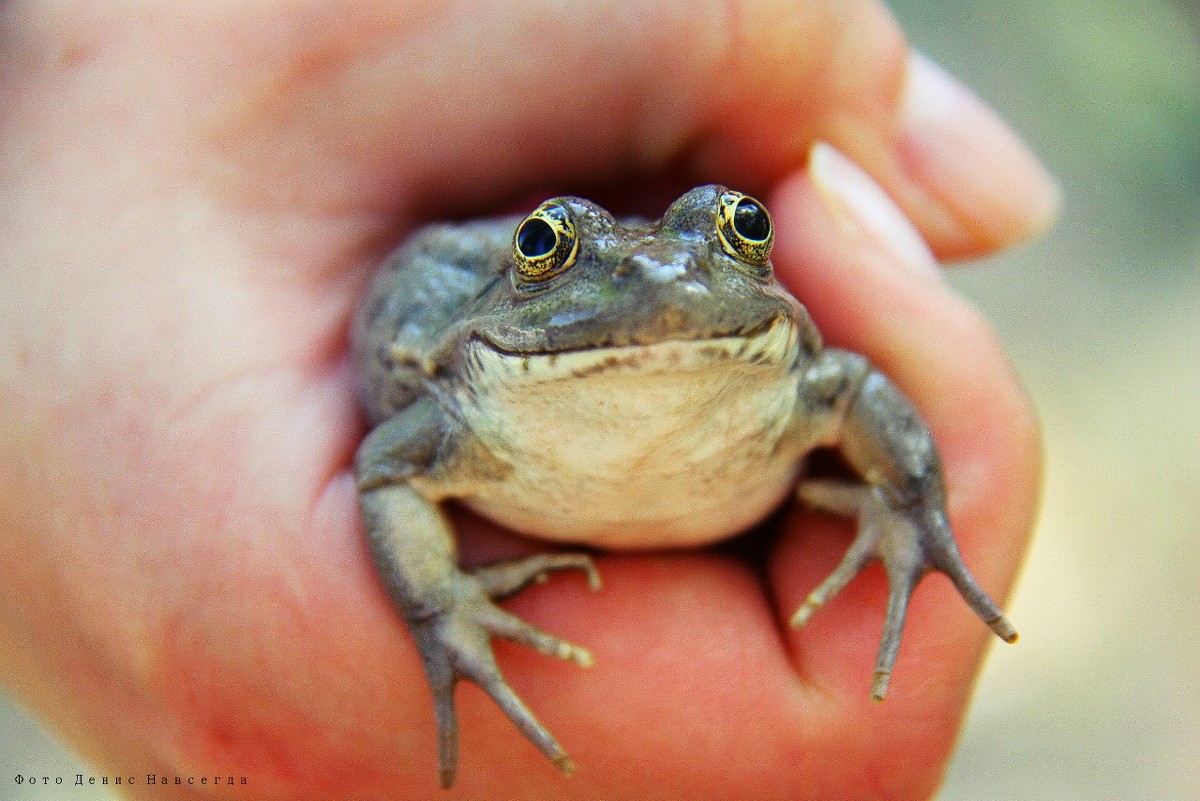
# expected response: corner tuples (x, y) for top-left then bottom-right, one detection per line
(809, 140), (942, 280)
(899, 52), (1061, 253)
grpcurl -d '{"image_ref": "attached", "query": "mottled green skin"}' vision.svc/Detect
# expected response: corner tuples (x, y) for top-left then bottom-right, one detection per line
(350, 185), (1015, 788)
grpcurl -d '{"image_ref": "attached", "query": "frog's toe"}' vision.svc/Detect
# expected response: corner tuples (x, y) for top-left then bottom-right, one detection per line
(422, 610), (575, 786)
(450, 600), (578, 775)
(479, 602), (595, 667)
(427, 663), (460, 788)
(474, 552), (601, 598)
(926, 532), (1018, 640)
(472, 666), (576, 777)
(791, 481), (877, 629)
(415, 606), (578, 786)
(411, 566), (591, 786)
(794, 479), (1016, 700)
(409, 620), (463, 788)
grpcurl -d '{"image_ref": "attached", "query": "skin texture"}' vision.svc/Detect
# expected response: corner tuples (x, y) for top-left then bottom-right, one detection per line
(0, 2), (1056, 799)
(351, 185), (1020, 787)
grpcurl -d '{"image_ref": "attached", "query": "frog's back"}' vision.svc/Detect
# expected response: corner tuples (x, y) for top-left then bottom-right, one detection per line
(352, 217), (518, 423)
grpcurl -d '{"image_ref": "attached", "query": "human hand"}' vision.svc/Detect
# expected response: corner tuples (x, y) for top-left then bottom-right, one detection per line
(0, 1), (1054, 799)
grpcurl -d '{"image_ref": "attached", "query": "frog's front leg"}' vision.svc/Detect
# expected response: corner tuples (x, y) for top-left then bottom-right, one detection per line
(356, 396), (600, 788)
(790, 350), (1017, 700)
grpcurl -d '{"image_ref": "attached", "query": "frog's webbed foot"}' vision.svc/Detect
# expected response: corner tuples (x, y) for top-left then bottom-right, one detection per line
(416, 554), (600, 788)
(792, 479), (1017, 700)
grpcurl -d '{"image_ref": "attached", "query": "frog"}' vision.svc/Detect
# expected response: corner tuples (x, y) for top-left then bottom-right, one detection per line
(351, 184), (1017, 788)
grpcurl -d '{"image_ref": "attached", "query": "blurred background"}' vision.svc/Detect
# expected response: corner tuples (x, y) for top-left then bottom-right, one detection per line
(893, 1), (1200, 799)
(3, 0), (1197, 799)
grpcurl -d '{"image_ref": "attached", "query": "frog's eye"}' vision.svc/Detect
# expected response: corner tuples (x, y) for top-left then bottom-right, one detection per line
(716, 190), (773, 270)
(513, 202), (579, 282)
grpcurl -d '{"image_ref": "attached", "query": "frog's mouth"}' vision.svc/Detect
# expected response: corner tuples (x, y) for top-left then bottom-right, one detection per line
(466, 316), (800, 383)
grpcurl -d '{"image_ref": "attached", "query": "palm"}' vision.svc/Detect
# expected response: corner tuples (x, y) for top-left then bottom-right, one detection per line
(0, 2), (1049, 798)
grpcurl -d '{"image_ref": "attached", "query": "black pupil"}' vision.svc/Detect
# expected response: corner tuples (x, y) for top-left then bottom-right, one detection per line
(517, 217), (557, 258)
(733, 198), (770, 241)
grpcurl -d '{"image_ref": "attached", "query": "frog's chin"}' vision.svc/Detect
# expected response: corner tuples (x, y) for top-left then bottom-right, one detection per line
(466, 316), (799, 384)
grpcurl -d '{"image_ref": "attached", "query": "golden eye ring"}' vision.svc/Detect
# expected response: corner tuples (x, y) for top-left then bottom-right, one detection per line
(513, 202), (579, 282)
(716, 190), (774, 269)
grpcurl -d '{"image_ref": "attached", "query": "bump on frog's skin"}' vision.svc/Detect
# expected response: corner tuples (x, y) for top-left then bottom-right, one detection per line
(351, 185), (1016, 788)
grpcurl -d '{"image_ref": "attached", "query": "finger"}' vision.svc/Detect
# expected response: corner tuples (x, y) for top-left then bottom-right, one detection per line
(766, 143), (1038, 709)
(884, 51), (1061, 259)
(63, 0), (1060, 259)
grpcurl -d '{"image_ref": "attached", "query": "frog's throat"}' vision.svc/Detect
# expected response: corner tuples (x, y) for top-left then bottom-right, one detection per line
(465, 316), (799, 383)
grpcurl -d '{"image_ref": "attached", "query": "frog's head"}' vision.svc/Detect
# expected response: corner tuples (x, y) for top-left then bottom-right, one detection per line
(464, 185), (816, 379)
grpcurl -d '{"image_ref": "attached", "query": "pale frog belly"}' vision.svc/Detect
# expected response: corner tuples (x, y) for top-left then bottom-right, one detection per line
(456, 357), (804, 548)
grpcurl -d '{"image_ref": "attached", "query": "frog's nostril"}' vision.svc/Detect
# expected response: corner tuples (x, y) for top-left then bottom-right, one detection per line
(612, 257), (636, 278)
